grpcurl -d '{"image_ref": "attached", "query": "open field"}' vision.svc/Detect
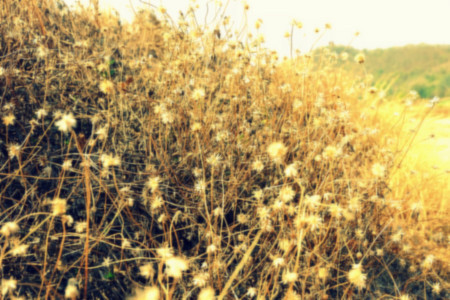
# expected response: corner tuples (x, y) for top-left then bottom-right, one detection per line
(0, 1), (448, 299)
(372, 100), (449, 263)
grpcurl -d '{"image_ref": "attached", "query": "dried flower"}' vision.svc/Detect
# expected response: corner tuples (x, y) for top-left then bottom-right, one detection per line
(64, 280), (79, 300)
(206, 244), (217, 253)
(279, 186), (295, 203)
(36, 44), (48, 58)
(305, 215), (323, 230)
(292, 19), (303, 29)
(62, 159), (72, 171)
(63, 215), (74, 227)
(198, 287), (215, 300)
(323, 146), (342, 160)
(191, 122), (202, 132)
(192, 88), (205, 100)
(102, 257), (112, 267)
(158, 6), (166, 14)
(150, 195), (164, 211)
(1, 278), (17, 297)
(95, 126), (108, 139)
(126, 198), (134, 207)
(51, 198), (67, 216)
(272, 257), (285, 268)
(100, 154), (121, 169)
(0, 222), (20, 237)
(206, 153), (222, 168)
(255, 19), (262, 29)
(246, 287), (257, 297)
(55, 113), (76, 133)
(237, 213), (248, 224)
(161, 111), (174, 124)
(318, 267), (328, 281)
(267, 142), (287, 163)
(195, 180), (207, 193)
(284, 163), (298, 177)
(431, 282), (441, 294)
(371, 163), (386, 178)
(36, 108), (48, 119)
(348, 263), (366, 289)
(10, 243), (29, 256)
(341, 52), (349, 61)
(139, 263), (155, 279)
(427, 96), (440, 107)
(165, 256), (188, 279)
(192, 272), (209, 287)
(75, 221), (87, 233)
(129, 286), (159, 300)
(253, 189), (263, 200)
(146, 176), (160, 192)
(305, 194), (321, 209)
(282, 270), (298, 284)
(156, 247), (173, 259)
(355, 53), (365, 64)
(99, 80), (115, 94)
(252, 159), (264, 172)
(421, 254), (434, 270)
(122, 239), (131, 249)
(2, 113), (15, 126)
(8, 144), (21, 159)
(193, 168), (202, 178)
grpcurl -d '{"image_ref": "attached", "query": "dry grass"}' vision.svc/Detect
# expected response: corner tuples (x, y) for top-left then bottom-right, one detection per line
(365, 97), (449, 273)
(0, 0), (448, 299)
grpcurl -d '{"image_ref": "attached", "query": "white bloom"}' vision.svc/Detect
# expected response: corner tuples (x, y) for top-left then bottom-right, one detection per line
(62, 160), (72, 171)
(252, 159), (264, 172)
(129, 286), (159, 300)
(279, 186), (295, 203)
(36, 108), (48, 119)
(165, 256), (188, 278)
(282, 270), (298, 284)
(246, 287), (257, 297)
(0, 222), (19, 237)
(198, 287), (215, 300)
(272, 257), (285, 267)
(348, 263), (366, 289)
(55, 113), (76, 133)
(139, 263), (155, 279)
(371, 163), (386, 178)
(100, 154), (121, 168)
(2, 278), (17, 297)
(284, 163), (298, 177)
(267, 142), (287, 163)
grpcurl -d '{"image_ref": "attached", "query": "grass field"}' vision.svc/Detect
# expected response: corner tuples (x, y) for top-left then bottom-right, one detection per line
(0, 1), (448, 299)
(369, 98), (449, 268)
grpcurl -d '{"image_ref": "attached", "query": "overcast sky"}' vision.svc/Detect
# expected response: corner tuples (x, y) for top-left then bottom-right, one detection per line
(64, 0), (450, 57)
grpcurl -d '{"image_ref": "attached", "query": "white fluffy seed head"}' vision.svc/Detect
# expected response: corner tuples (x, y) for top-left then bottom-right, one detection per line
(198, 286), (215, 300)
(0, 222), (20, 237)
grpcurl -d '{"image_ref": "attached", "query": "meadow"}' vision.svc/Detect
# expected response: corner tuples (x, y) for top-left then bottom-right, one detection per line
(0, 0), (448, 299)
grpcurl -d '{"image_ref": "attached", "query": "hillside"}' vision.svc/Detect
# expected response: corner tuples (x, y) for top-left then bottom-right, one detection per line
(0, 1), (448, 299)
(331, 44), (450, 99)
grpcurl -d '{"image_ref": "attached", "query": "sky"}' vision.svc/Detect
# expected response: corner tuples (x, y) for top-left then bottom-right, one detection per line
(64, 0), (450, 57)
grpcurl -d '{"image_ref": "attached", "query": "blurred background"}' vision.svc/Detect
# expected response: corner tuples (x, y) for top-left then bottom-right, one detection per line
(64, 0), (450, 57)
